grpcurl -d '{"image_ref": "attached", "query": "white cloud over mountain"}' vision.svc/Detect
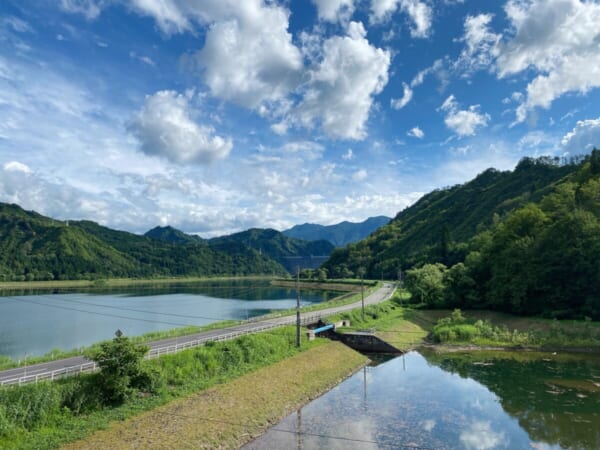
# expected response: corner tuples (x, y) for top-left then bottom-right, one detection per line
(128, 90), (232, 164)
(440, 95), (490, 137)
(3, 0), (599, 238)
(561, 117), (600, 154)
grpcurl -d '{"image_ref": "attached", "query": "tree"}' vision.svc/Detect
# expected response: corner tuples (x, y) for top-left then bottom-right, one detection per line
(405, 263), (447, 307)
(316, 267), (328, 282)
(91, 332), (150, 404)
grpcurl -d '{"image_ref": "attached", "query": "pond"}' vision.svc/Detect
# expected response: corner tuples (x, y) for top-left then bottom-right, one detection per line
(0, 280), (339, 359)
(244, 349), (600, 449)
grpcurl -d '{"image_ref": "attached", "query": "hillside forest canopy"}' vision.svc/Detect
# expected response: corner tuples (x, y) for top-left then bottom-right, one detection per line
(324, 151), (600, 320)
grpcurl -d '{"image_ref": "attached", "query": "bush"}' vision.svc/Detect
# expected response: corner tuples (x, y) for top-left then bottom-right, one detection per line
(90, 335), (150, 405)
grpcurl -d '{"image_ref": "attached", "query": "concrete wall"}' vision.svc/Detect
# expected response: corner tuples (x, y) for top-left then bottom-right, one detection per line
(333, 332), (402, 354)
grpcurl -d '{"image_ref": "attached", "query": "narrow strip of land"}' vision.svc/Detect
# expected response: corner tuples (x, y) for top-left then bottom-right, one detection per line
(62, 342), (368, 450)
(0, 283), (395, 385)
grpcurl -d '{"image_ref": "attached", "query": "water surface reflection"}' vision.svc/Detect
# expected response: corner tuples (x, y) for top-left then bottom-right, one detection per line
(244, 351), (600, 449)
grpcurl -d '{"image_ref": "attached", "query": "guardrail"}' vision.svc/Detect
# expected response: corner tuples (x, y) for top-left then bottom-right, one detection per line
(0, 312), (326, 386)
(0, 361), (99, 387)
(1, 285), (395, 387)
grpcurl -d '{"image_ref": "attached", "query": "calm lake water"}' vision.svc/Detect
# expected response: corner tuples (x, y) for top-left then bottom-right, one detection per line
(0, 281), (339, 359)
(245, 350), (600, 450)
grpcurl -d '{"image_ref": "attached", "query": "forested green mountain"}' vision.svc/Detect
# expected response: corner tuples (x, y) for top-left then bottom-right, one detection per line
(144, 226), (204, 244)
(0, 205), (286, 281)
(325, 151), (600, 319)
(209, 228), (334, 273)
(323, 156), (580, 279)
(282, 216), (390, 247)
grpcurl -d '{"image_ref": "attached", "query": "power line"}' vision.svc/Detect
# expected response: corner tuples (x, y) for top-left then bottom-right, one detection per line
(0, 296), (311, 341)
(153, 410), (442, 450)
(0, 282), (314, 326)
(2, 296), (197, 327)
(30, 294), (240, 323)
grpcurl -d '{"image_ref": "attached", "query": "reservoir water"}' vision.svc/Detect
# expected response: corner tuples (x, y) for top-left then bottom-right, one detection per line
(0, 280), (339, 359)
(245, 350), (600, 449)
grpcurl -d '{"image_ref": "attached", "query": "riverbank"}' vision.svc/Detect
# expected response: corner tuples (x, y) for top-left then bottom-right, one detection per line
(0, 276), (272, 292)
(270, 279), (374, 292)
(330, 294), (600, 352)
(62, 342), (366, 450)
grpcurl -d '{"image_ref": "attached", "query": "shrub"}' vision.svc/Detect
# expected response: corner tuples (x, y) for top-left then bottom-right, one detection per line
(90, 334), (150, 405)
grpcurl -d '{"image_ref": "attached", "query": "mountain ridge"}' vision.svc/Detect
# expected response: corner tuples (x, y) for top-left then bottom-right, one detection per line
(283, 216), (390, 247)
(323, 156), (581, 279)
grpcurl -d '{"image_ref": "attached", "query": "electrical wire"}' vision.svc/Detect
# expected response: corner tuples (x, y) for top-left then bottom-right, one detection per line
(153, 410), (442, 450)
(0, 296), (311, 340)
(2, 282), (318, 323)
(29, 294), (243, 323)
(2, 295), (196, 327)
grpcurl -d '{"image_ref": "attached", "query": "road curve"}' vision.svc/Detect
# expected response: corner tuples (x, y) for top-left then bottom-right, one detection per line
(0, 283), (395, 386)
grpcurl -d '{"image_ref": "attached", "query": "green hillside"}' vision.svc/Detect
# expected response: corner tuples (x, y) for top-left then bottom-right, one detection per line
(324, 156), (579, 279)
(0, 205), (137, 281)
(325, 151), (600, 319)
(144, 225), (204, 244)
(209, 228), (335, 273)
(0, 205), (286, 281)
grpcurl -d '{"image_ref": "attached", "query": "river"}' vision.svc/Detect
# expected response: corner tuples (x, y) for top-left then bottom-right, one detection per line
(244, 349), (600, 449)
(0, 280), (339, 359)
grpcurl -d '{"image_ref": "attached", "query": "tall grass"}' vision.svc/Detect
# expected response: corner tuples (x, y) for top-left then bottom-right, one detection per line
(0, 326), (323, 449)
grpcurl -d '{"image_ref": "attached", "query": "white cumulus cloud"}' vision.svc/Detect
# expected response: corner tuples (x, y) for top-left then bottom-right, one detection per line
(440, 95), (490, 137)
(391, 82), (413, 109)
(561, 117), (600, 154)
(3, 161), (32, 174)
(292, 22), (391, 140)
(370, 0), (432, 38)
(189, 1), (303, 110)
(407, 126), (424, 138)
(353, 169), (368, 181)
(497, 0), (600, 122)
(60, 0), (105, 19)
(128, 90), (232, 164)
(454, 13), (501, 75)
(312, 0), (356, 23)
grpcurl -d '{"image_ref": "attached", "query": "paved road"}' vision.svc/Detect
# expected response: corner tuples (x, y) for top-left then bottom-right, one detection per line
(0, 283), (395, 386)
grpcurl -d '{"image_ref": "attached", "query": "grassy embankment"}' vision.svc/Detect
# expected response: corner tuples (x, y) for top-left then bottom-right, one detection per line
(0, 327), (367, 450)
(0, 279), (381, 371)
(0, 276), (273, 292)
(330, 292), (600, 352)
(63, 342), (366, 450)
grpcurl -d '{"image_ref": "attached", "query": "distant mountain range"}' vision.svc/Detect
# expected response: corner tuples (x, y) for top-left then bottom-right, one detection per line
(0, 205), (288, 281)
(0, 202), (392, 281)
(208, 228), (334, 274)
(283, 216), (390, 247)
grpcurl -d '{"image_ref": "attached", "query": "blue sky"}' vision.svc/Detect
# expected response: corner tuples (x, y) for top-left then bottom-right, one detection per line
(1, 0), (599, 237)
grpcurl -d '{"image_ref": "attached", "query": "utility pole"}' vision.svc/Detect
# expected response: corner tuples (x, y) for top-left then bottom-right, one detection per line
(397, 268), (403, 307)
(360, 268), (365, 320)
(296, 266), (301, 348)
